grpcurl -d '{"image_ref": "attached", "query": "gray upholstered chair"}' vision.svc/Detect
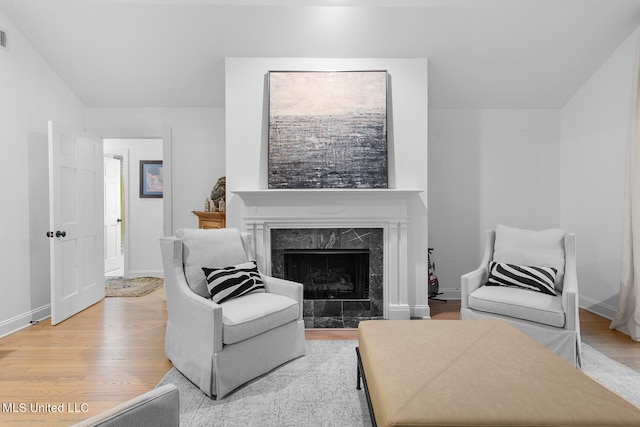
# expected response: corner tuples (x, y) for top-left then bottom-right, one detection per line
(71, 384), (179, 427)
(159, 228), (306, 399)
(460, 224), (581, 366)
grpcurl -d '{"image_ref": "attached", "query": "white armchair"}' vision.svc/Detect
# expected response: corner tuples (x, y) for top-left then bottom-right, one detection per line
(460, 225), (581, 366)
(159, 228), (306, 399)
(72, 384), (179, 427)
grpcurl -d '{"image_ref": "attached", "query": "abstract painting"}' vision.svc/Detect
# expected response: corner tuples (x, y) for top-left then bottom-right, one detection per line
(268, 71), (388, 189)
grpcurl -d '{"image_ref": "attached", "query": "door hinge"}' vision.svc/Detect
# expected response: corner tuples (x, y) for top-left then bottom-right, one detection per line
(0, 29), (7, 50)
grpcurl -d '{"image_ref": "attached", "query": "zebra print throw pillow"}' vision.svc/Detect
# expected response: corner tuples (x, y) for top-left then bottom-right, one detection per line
(487, 261), (557, 296)
(203, 260), (266, 303)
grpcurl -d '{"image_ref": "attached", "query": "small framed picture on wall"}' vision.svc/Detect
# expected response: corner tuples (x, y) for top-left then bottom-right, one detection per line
(140, 160), (163, 198)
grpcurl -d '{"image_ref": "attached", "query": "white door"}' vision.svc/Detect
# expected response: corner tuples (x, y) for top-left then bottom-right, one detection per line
(104, 157), (123, 274)
(48, 121), (105, 325)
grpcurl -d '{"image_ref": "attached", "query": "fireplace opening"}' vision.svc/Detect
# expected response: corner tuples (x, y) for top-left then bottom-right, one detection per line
(284, 249), (369, 300)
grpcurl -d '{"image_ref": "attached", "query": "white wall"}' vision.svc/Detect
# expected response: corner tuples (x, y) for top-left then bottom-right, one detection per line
(104, 139), (164, 277)
(0, 11), (85, 336)
(225, 57), (429, 315)
(560, 27), (640, 319)
(428, 109), (561, 298)
(429, 25), (640, 313)
(86, 107), (226, 234)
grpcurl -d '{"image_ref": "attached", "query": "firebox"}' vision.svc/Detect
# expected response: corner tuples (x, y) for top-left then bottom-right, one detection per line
(284, 249), (369, 300)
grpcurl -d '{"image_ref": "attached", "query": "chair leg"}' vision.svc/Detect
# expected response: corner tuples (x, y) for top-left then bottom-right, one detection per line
(356, 347), (362, 390)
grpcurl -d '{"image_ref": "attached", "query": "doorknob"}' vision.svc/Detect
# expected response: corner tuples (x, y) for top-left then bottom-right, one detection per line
(55, 230), (66, 238)
(116, 218), (122, 223)
(46, 231), (54, 238)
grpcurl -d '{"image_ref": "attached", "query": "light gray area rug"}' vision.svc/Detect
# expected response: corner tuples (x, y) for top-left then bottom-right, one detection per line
(581, 342), (640, 408)
(158, 340), (639, 426)
(159, 340), (371, 426)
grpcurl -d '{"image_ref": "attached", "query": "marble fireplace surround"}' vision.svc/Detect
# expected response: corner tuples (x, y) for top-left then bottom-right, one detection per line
(272, 227), (383, 328)
(232, 189), (422, 321)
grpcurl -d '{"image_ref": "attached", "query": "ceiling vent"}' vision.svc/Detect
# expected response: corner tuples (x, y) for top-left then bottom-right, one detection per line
(0, 29), (7, 50)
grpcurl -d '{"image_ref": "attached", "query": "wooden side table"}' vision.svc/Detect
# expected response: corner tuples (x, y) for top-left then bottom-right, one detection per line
(193, 211), (226, 229)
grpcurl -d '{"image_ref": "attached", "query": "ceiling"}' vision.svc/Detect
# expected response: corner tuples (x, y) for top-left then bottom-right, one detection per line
(1, 0), (640, 109)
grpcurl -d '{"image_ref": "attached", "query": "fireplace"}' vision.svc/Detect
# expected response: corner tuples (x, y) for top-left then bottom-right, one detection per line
(271, 228), (383, 328)
(284, 249), (369, 300)
(232, 188), (425, 323)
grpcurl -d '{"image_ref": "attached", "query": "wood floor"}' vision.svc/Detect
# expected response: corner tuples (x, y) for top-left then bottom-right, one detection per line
(0, 290), (638, 426)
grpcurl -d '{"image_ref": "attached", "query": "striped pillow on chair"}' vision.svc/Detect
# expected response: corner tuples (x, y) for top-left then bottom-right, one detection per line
(487, 261), (557, 296)
(203, 260), (266, 303)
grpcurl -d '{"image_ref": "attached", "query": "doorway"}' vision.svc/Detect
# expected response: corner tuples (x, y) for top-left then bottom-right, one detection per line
(103, 138), (164, 278)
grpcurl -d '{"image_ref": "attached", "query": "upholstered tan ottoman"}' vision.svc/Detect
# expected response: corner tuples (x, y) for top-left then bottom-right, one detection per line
(357, 319), (640, 427)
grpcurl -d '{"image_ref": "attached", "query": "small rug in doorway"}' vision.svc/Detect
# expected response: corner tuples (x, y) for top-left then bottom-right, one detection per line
(105, 276), (163, 297)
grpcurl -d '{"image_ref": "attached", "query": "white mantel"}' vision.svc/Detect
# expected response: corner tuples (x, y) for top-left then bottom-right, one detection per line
(232, 188), (423, 320)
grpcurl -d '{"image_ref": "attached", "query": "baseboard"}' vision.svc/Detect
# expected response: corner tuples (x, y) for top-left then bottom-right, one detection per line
(0, 304), (51, 339)
(387, 304), (411, 320)
(579, 295), (617, 320)
(424, 288), (618, 320)
(411, 304), (431, 319)
(128, 269), (164, 278)
(430, 288), (461, 301)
